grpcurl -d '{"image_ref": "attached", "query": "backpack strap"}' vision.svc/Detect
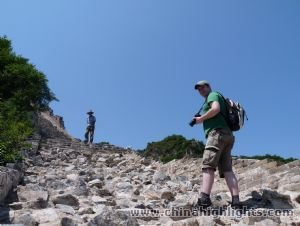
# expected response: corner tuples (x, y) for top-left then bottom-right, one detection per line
(196, 101), (206, 116)
(197, 92), (227, 117)
(215, 92), (229, 119)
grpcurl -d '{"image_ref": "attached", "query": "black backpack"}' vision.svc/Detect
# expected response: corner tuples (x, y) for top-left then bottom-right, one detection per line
(217, 92), (248, 131)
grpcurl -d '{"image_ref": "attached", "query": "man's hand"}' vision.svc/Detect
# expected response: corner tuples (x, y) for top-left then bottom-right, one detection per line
(194, 116), (204, 124)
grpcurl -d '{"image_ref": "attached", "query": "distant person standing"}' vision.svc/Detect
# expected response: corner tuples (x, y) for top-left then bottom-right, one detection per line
(84, 110), (96, 144)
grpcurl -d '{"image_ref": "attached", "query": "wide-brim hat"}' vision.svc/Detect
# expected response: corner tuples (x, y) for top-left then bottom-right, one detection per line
(87, 110), (94, 114)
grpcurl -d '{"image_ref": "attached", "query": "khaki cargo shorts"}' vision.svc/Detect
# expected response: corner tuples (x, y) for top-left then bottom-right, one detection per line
(202, 128), (235, 178)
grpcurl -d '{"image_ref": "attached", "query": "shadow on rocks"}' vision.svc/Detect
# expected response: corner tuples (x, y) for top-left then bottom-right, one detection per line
(242, 189), (294, 210)
(0, 207), (10, 224)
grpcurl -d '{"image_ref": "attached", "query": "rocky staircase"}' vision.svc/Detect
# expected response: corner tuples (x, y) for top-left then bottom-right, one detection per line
(39, 138), (128, 153)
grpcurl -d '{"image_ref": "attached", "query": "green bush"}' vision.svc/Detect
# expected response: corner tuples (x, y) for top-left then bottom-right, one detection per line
(0, 101), (32, 165)
(141, 134), (205, 163)
(238, 154), (297, 164)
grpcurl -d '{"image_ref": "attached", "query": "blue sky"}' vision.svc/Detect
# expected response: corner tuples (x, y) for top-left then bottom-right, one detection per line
(1, 1), (299, 158)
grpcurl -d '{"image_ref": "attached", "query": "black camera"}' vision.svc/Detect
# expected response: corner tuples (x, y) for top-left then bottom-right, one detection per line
(189, 113), (201, 127)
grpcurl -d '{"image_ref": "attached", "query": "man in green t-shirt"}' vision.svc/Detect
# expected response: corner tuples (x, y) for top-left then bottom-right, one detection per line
(193, 80), (241, 209)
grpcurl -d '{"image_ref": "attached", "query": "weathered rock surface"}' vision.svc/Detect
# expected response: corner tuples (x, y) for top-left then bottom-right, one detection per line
(0, 111), (299, 225)
(0, 166), (22, 203)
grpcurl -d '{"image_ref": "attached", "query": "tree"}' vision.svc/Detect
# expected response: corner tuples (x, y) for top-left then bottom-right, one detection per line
(0, 36), (57, 165)
(0, 36), (57, 111)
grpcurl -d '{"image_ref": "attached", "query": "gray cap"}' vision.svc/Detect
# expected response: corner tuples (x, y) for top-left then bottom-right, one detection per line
(194, 80), (210, 89)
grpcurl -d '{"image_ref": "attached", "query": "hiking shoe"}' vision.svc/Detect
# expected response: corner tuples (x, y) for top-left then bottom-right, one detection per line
(231, 201), (243, 210)
(197, 197), (212, 208)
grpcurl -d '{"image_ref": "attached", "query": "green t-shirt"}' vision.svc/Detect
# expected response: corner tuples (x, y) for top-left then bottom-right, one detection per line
(203, 91), (229, 136)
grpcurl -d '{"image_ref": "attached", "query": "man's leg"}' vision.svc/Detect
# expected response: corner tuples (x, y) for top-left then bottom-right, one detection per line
(199, 147), (221, 207)
(89, 127), (94, 144)
(199, 130), (224, 207)
(224, 171), (241, 207)
(198, 168), (214, 207)
(84, 127), (89, 143)
(219, 132), (241, 208)
(224, 171), (239, 196)
(201, 168), (215, 195)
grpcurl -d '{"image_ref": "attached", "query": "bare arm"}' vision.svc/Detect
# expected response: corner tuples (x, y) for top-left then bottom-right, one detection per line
(195, 101), (220, 124)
